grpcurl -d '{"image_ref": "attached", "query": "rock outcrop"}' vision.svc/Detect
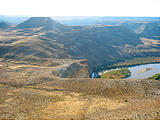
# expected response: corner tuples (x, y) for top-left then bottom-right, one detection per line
(57, 60), (89, 78)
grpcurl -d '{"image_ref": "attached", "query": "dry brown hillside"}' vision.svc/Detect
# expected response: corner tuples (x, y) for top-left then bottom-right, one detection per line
(0, 59), (160, 120)
(1, 17), (160, 72)
(0, 77), (160, 120)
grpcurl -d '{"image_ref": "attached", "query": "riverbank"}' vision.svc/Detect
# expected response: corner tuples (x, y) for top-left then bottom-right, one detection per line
(109, 57), (160, 68)
(149, 73), (160, 80)
(91, 57), (160, 78)
(101, 68), (131, 79)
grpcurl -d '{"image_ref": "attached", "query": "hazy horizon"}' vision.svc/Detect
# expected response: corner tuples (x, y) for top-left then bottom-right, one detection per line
(1, 15), (160, 17)
(1, 0), (160, 17)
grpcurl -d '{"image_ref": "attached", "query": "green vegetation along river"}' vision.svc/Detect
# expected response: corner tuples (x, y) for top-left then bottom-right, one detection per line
(101, 68), (131, 79)
(91, 63), (160, 79)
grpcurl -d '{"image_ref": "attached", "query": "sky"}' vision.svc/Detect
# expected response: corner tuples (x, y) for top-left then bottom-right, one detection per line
(0, 0), (160, 17)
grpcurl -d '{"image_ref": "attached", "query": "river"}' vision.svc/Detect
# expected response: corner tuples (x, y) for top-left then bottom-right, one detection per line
(91, 63), (160, 79)
(126, 63), (160, 79)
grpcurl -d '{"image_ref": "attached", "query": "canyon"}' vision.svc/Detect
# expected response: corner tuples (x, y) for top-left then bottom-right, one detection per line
(0, 16), (160, 119)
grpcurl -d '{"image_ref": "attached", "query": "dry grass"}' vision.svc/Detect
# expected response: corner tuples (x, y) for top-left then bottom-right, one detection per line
(0, 85), (65, 120)
(0, 81), (160, 120)
(0, 60), (160, 119)
(0, 76), (160, 120)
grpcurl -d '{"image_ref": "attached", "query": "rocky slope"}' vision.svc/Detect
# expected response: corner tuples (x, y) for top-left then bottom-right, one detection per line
(56, 60), (89, 78)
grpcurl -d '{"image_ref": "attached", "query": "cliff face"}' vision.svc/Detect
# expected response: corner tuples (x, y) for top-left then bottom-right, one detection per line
(57, 60), (89, 78)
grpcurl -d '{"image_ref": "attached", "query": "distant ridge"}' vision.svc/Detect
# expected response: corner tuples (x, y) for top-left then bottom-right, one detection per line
(16, 17), (71, 32)
(0, 21), (11, 28)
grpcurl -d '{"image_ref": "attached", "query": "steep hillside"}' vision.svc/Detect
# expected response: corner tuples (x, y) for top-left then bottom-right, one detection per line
(0, 17), (160, 72)
(122, 21), (160, 40)
(0, 17), (71, 60)
(68, 25), (142, 71)
(97, 20), (160, 40)
(0, 28), (69, 60)
(17, 17), (71, 32)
